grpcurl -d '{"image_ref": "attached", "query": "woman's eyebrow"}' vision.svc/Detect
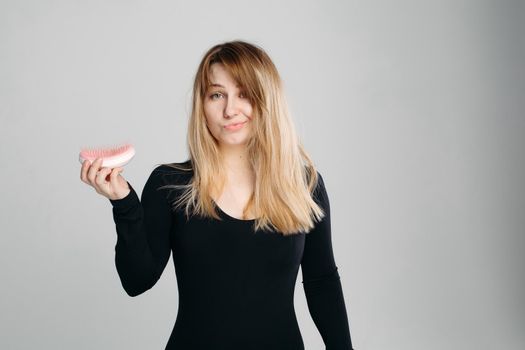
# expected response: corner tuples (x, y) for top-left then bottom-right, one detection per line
(208, 83), (240, 88)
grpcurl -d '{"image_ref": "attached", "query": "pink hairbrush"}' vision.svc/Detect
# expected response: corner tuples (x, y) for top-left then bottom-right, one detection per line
(78, 143), (136, 168)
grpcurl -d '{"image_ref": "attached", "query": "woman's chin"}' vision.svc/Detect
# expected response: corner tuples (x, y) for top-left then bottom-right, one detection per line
(218, 137), (250, 148)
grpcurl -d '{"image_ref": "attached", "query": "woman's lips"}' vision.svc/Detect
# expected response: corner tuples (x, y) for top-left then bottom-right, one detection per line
(224, 121), (246, 131)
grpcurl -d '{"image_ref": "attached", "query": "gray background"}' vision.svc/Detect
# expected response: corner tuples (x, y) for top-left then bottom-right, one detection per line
(1, 0), (524, 349)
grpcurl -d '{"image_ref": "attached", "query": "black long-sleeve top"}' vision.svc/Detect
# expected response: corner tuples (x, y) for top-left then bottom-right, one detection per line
(109, 162), (354, 350)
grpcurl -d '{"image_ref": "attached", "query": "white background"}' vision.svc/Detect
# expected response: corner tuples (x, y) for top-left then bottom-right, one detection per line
(1, 0), (524, 349)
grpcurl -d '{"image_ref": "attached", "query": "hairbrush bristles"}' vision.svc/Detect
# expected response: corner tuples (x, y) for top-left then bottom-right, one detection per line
(79, 143), (135, 168)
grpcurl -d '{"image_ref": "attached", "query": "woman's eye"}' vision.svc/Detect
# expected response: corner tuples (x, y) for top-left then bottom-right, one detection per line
(209, 91), (247, 100)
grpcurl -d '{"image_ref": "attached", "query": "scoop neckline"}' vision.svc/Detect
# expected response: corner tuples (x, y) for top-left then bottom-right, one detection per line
(212, 199), (257, 223)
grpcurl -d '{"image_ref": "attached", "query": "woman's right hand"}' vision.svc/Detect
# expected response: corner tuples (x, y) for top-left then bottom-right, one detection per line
(80, 157), (131, 200)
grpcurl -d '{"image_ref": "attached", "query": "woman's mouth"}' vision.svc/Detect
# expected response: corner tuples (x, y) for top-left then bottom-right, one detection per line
(224, 121), (246, 131)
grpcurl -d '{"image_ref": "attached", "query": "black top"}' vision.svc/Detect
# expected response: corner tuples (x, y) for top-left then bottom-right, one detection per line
(109, 162), (354, 350)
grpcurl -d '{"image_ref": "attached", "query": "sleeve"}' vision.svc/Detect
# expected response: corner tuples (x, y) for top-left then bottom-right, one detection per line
(108, 167), (173, 297)
(301, 171), (354, 350)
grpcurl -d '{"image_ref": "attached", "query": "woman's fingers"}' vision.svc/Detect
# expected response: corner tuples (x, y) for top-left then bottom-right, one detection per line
(110, 167), (123, 183)
(87, 158), (103, 185)
(80, 159), (92, 184)
(95, 167), (112, 186)
(80, 158), (128, 200)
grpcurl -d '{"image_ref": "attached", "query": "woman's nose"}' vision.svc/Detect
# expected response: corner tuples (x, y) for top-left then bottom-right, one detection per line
(224, 96), (241, 118)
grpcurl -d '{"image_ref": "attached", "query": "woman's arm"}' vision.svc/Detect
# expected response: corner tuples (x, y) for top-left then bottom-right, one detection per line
(301, 172), (354, 350)
(109, 166), (173, 297)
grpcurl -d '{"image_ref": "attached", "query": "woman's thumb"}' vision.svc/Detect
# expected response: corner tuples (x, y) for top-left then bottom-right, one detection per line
(111, 167), (123, 181)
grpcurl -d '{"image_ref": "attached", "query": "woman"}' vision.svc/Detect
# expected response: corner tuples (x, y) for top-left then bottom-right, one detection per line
(80, 40), (354, 350)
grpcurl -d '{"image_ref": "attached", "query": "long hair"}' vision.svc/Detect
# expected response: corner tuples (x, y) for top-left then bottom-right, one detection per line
(158, 40), (324, 235)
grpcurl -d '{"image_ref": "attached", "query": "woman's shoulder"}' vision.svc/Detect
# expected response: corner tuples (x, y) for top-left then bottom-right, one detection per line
(148, 159), (194, 186)
(309, 168), (328, 206)
(154, 159), (193, 174)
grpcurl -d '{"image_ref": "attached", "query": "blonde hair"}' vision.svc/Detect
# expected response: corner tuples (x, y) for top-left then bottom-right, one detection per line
(158, 40), (325, 235)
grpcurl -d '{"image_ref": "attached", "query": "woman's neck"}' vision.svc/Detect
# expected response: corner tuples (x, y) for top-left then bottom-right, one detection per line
(219, 145), (252, 175)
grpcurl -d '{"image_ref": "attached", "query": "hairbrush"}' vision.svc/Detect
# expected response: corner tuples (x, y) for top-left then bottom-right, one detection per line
(78, 143), (136, 168)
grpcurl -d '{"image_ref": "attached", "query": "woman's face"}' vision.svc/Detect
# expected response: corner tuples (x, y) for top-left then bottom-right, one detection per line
(203, 63), (253, 148)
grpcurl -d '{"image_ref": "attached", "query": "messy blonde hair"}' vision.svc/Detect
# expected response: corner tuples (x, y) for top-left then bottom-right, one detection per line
(159, 40), (324, 235)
